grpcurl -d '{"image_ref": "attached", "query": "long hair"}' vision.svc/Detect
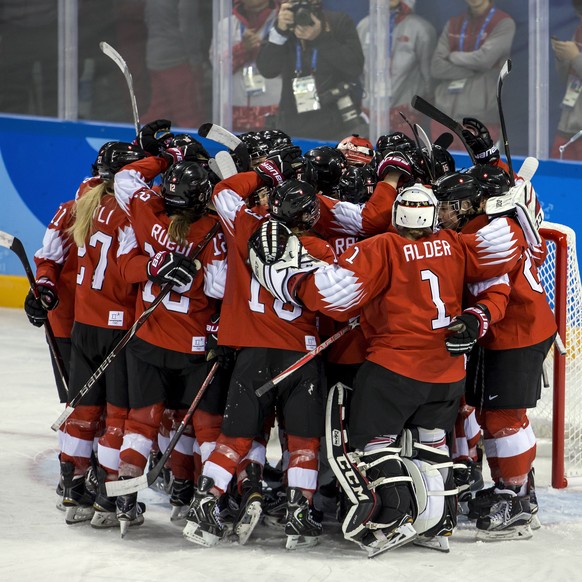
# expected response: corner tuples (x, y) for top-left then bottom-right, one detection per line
(167, 208), (201, 245)
(67, 181), (113, 247)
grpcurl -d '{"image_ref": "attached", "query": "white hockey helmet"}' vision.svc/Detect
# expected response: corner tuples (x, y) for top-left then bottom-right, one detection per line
(392, 184), (439, 232)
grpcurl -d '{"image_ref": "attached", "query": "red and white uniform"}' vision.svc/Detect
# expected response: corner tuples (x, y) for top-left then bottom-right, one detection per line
(213, 171), (335, 352)
(297, 218), (522, 383)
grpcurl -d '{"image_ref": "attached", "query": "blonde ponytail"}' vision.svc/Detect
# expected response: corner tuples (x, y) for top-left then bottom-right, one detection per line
(68, 181), (113, 247)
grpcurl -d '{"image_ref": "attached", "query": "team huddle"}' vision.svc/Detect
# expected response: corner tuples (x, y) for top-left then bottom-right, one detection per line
(25, 114), (556, 558)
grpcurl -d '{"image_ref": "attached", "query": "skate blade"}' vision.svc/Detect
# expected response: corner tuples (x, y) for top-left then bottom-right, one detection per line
(170, 505), (189, 523)
(56, 497), (66, 512)
(476, 523), (533, 542)
(183, 522), (223, 547)
(365, 523), (417, 558)
(530, 514), (541, 530)
(65, 505), (95, 524)
(91, 511), (118, 529)
(413, 535), (450, 553)
(235, 501), (263, 545)
(285, 534), (319, 550)
(263, 514), (287, 531)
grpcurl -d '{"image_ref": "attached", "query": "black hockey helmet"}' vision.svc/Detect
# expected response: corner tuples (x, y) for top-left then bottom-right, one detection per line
(431, 144), (456, 179)
(260, 129), (293, 150)
(303, 146), (347, 194)
(337, 165), (377, 204)
(268, 179), (320, 231)
(94, 141), (146, 180)
(240, 132), (271, 162)
(161, 161), (212, 214)
(433, 171), (482, 230)
(375, 131), (416, 156)
(466, 164), (512, 199)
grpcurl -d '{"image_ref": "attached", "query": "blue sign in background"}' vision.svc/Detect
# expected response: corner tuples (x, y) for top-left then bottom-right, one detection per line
(0, 114), (580, 278)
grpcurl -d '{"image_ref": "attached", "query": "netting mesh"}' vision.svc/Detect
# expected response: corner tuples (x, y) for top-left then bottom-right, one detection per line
(534, 221), (582, 478)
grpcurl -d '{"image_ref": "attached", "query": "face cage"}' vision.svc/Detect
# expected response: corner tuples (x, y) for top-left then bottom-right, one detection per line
(437, 200), (473, 231)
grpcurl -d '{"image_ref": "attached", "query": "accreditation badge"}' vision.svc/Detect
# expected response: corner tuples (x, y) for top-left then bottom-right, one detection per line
(562, 76), (582, 109)
(292, 75), (321, 113)
(447, 78), (467, 94)
(243, 64), (266, 97)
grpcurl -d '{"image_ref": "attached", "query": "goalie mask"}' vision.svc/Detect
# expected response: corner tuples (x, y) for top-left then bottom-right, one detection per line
(433, 172), (482, 230)
(392, 184), (439, 233)
(269, 179), (320, 231)
(161, 161), (212, 214)
(94, 141), (146, 181)
(337, 166), (377, 204)
(337, 134), (374, 167)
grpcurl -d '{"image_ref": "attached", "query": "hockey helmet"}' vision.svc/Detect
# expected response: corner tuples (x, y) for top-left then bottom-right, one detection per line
(161, 161), (212, 214)
(392, 184), (439, 232)
(466, 165), (512, 199)
(433, 172), (482, 230)
(303, 146), (347, 194)
(337, 165), (377, 204)
(336, 134), (374, 166)
(94, 141), (146, 181)
(269, 179), (320, 231)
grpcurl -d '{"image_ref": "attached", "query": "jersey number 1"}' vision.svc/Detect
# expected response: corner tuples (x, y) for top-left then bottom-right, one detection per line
(421, 269), (451, 330)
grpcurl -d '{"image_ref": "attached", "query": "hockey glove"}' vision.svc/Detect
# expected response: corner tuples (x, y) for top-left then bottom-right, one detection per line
(147, 251), (201, 287)
(160, 146), (184, 166)
(445, 304), (490, 356)
(205, 313), (237, 368)
(376, 150), (413, 181)
(462, 118), (500, 164)
(36, 277), (59, 310)
(255, 145), (303, 187)
(24, 289), (48, 327)
(136, 119), (174, 156)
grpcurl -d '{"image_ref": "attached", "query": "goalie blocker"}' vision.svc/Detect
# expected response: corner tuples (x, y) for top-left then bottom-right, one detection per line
(326, 383), (459, 557)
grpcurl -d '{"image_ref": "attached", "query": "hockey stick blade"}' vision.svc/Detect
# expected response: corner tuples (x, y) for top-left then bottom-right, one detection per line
(517, 157), (539, 182)
(198, 123), (251, 171)
(100, 41), (140, 135)
(255, 317), (360, 397)
(0, 230), (69, 402)
(434, 132), (454, 150)
(411, 95), (477, 164)
(105, 362), (219, 496)
(215, 150), (238, 178)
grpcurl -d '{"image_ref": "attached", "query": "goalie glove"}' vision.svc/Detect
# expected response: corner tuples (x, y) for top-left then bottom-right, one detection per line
(247, 220), (326, 306)
(136, 119), (174, 156)
(462, 117), (499, 164)
(445, 304), (490, 356)
(147, 251), (201, 287)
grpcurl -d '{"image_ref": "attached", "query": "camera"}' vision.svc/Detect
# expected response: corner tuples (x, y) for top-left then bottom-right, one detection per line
(320, 82), (366, 134)
(289, 0), (319, 27)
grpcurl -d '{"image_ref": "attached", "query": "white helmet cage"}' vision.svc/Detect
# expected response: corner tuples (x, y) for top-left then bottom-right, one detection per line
(392, 184), (439, 232)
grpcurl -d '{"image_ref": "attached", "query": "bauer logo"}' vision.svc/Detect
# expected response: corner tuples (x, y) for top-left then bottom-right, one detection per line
(332, 429), (342, 447)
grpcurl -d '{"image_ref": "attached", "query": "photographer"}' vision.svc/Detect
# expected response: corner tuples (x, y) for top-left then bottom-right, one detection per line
(256, 0), (366, 141)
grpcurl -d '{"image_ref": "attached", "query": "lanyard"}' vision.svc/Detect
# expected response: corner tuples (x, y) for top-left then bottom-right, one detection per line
(459, 6), (496, 52)
(295, 41), (318, 75)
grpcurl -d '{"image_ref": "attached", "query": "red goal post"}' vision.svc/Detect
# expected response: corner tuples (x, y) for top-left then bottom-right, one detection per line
(536, 222), (582, 488)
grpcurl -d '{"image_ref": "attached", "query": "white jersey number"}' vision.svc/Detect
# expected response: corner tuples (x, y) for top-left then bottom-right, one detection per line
(421, 269), (452, 330)
(76, 231), (113, 290)
(249, 275), (302, 322)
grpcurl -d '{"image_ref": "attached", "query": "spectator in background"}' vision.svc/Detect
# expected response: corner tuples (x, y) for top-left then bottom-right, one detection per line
(0, 0), (58, 117)
(142, 0), (206, 129)
(551, 0), (582, 161)
(212, 0), (282, 133)
(256, 0), (366, 141)
(357, 0), (436, 138)
(430, 0), (515, 149)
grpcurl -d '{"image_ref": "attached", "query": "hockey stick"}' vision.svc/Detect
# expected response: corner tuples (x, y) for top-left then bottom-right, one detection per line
(105, 361), (219, 497)
(50, 222), (221, 432)
(398, 111), (435, 182)
(517, 157), (539, 182)
(559, 129), (582, 159)
(0, 231), (69, 402)
(411, 95), (477, 165)
(198, 122), (251, 172)
(254, 317), (360, 398)
(497, 59), (514, 185)
(434, 132), (454, 150)
(100, 41), (140, 135)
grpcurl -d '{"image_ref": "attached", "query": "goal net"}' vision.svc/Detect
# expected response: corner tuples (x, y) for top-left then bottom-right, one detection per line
(534, 222), (582, 487)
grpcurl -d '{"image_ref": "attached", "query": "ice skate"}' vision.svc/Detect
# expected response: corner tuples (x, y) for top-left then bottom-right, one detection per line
(183, 475), (225, 547)
(233, 463), (263, 545)
(116, 481), (145, 538)
(91, 491), (118, 529)
(476, 491), (532, 541)
(357, 515), (417, 558)
(284, 487), (322, 550)
(169, 478), (194, 523)
(61, 461), (95, 524)
(263, 487), (287, 530)
(527, 468), (541, 530)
